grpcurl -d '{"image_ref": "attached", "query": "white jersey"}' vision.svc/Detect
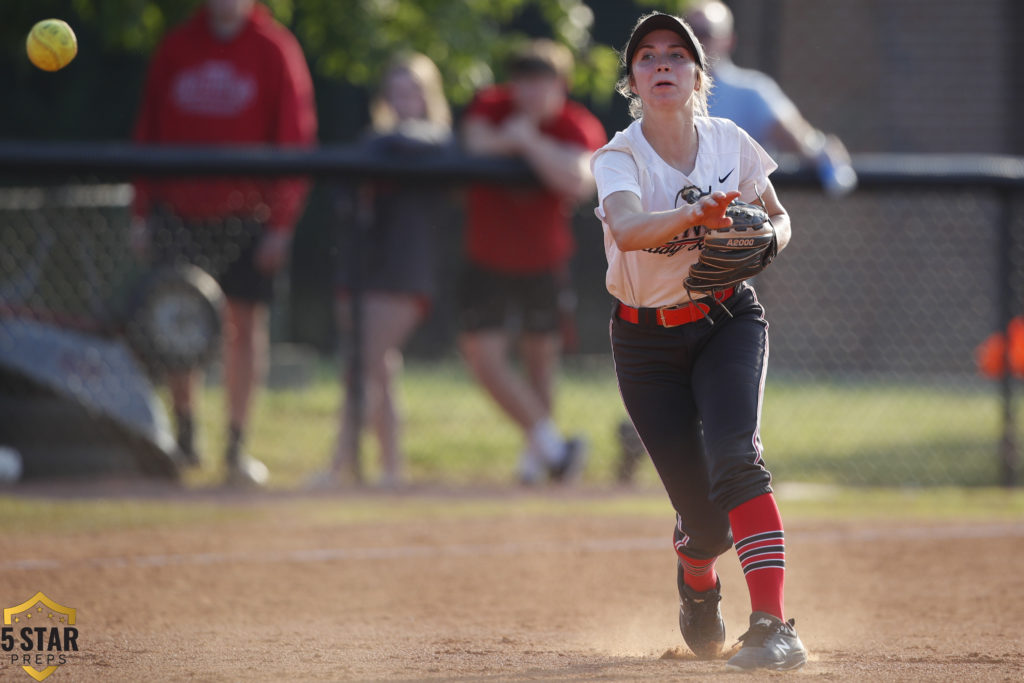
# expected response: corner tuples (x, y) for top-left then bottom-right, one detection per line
(591, 116), (777, 308)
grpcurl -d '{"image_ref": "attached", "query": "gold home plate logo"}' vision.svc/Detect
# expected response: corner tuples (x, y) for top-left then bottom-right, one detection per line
(2, 593), (78, 681)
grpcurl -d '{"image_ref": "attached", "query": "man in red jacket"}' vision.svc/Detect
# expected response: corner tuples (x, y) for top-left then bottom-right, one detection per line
(132, 0), (316, 486)
(460, 40), (607, 484)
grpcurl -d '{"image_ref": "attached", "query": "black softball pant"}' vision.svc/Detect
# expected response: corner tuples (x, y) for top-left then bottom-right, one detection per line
(611, 285), (773, 560)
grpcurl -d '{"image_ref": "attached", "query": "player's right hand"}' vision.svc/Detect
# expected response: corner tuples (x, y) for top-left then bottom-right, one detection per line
(689, 190), (741, 230)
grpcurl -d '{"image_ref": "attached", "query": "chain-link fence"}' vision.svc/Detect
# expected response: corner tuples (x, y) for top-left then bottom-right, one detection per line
(0, 146), (1021, 488)
(753, 183), (1024, 487)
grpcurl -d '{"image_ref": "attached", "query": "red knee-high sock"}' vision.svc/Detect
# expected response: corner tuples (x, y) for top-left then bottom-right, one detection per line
(676, 550), (719, 592)
(729, 492), (785, 620)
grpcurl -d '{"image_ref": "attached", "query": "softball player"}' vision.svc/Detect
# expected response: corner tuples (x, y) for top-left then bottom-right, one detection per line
(591, 12), (806, 671)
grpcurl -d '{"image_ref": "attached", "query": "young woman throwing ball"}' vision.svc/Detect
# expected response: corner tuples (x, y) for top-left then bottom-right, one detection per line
(591, 12), (806, 671)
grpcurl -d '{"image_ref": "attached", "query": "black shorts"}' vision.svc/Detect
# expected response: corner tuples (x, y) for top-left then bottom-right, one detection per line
(149, 210), (274, 304)
(457, 263), (565, 334)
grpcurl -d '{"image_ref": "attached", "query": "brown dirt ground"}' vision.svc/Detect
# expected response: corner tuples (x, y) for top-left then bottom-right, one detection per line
(0, 486), (1022, 682)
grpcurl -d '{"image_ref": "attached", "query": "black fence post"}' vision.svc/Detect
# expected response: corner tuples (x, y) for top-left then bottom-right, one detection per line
(997, 188), (1019, 486)
(343, 184), (371, 483)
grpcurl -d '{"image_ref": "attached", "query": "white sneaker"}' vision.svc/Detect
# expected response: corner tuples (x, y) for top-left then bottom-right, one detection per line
(225, 455), (269, 488)
(517, 447), (546, 485)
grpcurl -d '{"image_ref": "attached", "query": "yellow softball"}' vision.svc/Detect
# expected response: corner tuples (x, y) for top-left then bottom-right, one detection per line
(26, 19), (78, 72)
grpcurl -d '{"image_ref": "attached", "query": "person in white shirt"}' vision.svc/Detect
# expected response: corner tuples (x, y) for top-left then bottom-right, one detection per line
(591, 12), (806, 672)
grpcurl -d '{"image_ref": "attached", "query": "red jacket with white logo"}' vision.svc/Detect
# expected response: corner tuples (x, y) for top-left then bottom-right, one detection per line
(132, 4), (317, 232)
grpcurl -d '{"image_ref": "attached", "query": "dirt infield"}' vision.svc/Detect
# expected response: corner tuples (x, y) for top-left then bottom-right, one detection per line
(0, 486), (1022, 681)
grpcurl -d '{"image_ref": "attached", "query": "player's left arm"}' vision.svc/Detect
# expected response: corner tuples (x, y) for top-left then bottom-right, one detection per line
(756, 180), (791, 251)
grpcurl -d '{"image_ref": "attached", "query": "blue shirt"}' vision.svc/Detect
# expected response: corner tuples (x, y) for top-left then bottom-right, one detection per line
(708, 59), (799, 150)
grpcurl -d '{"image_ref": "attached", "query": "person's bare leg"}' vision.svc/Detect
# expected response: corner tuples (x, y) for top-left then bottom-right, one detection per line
(168, 372), (197, 416)
(168, 370), (201, 464)
(332, 297), (360, 481)
(222, 299), (268, 477)
(460, 329), (561, 482)
(521, 330), (586, 481)
(363, 294), (422, 486)
(520, 331), (561, 416)
(332, 294), (422, 483)
(458, 330), (548, 432)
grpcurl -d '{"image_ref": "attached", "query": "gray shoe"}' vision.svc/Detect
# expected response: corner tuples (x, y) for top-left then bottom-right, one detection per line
(517, 448), (545, 486)
(225, 455), (269, 488)
(677, 565), (725, 659)
(548, 436), (587, 482)
(305, 469), (348, 491)
(725, 611), (807, 671)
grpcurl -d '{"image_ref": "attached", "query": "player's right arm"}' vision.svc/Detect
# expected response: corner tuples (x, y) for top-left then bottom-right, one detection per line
(602, 190), (740, 252)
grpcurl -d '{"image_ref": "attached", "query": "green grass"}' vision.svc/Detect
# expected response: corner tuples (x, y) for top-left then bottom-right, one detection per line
(762, 379), (1006, 486)
(0, 496), (252, 534)
(2, 487), (1023, 536)
(9, 359), (1011, 537)
(176, 357), (1018, 489)
(181, 356), (640, 489)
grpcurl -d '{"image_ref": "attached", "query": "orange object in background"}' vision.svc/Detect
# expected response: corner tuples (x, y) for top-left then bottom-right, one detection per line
(976, 317), (1024, 378)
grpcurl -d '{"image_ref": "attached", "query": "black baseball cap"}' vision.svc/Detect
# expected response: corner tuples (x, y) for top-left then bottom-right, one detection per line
(624, 12), (706, 74)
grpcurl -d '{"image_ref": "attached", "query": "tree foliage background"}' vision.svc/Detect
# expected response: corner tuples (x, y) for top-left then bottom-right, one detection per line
(2, 0), (695, 140)
(3, 0), (684, 107)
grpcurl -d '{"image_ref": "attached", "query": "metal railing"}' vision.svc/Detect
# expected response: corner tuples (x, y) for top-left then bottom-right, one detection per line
(0, 142), (1021, 485)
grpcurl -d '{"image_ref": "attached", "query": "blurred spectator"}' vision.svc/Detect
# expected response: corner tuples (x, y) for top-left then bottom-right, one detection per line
(131, 0), (316, 487)
(459, 39), (606, 484)
(317, 52), (454, 488)
(685, 0), (857, 196)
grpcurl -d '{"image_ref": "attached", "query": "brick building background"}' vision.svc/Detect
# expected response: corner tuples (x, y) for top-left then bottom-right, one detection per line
(683, 0), (1023, 377)
(724, 0), (1016, 154)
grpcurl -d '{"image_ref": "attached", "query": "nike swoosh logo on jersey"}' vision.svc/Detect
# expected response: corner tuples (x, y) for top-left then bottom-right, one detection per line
(718, 169), (735, 184)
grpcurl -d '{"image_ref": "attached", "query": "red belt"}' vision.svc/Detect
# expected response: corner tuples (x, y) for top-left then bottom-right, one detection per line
(617, 287), (734, 327)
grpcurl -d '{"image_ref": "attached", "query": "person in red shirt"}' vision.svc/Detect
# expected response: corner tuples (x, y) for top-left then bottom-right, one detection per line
(131, 0), (317, 487)
(460, 39), (607, 484)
